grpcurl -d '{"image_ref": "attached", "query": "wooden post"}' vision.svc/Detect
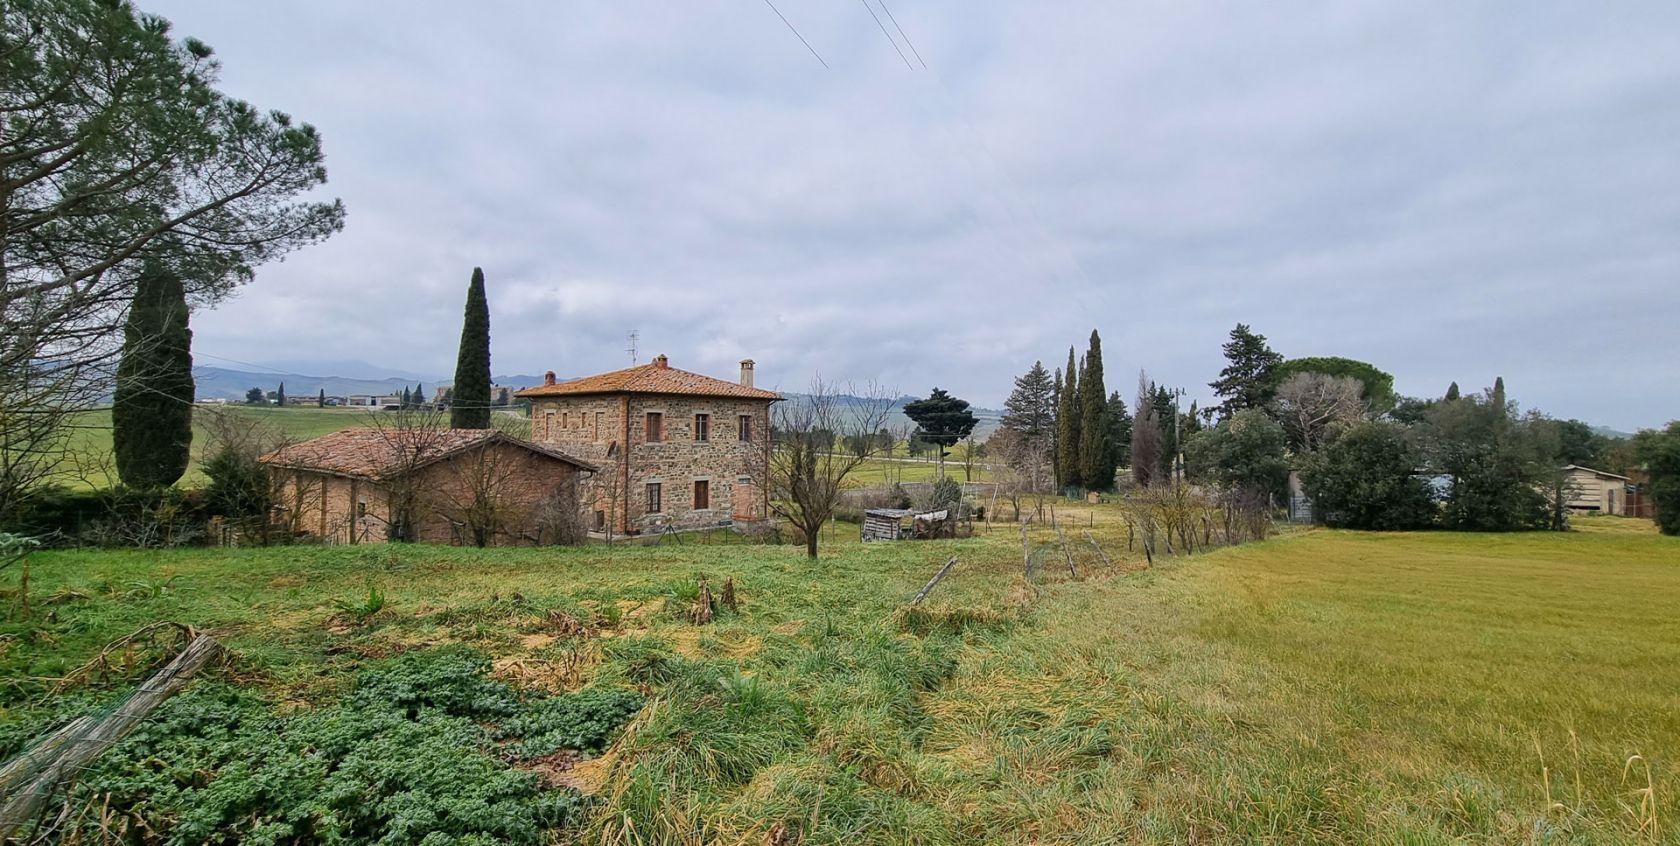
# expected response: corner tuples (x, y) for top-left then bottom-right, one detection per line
(1084, 531), (1112, 568)
(0, 635), (221, 840)
(1056, 525), (1077, 579)
(909, 556), (959, 605)
(1020, 521), (1030, 579)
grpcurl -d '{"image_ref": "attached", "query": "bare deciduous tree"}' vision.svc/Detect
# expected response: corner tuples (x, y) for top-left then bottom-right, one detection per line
(363, 408), (451, 542)
(1130, 371), (1164, 487)
(1275, 372), (1366, 452)
(759, 378), (894, 559)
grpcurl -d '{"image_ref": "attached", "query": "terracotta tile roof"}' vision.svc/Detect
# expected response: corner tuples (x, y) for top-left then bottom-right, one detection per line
(260, 427), (596, 480)
(514, 359), (781, 401)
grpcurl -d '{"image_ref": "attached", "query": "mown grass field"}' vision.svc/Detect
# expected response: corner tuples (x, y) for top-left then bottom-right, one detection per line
(2, 510), (1676, 843)
(58, 405), (379, 488)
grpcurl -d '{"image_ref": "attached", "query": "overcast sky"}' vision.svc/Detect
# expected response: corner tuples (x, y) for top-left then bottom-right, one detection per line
(150, 1), (1678, 430)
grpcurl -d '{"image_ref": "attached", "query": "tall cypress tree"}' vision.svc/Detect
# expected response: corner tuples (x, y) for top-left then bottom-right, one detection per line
(415, 383), (425, 408)
(276, 382), (286, 407)
(1445, 382), (1461, 401)
(451, 267), (493, 429)
(317, 388), (326, 407)
(1055, 346), (1081, 488)
(112, 261), (194, 489)
(1076, 330), (1111, 489)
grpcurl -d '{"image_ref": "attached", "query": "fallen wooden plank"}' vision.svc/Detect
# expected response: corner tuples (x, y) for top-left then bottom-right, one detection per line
(910, 556), (959, 605)
(0, 634), (222, 841)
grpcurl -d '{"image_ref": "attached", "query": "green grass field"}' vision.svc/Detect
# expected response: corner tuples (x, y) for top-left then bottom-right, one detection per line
(2, 510), (1675, 843)
(58, 405), (379, 488)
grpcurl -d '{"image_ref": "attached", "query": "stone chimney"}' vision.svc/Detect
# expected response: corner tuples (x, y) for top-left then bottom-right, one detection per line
(543, 370), (556, 386)
(653, 354), (669, 369)
(739, 359), (755, 388)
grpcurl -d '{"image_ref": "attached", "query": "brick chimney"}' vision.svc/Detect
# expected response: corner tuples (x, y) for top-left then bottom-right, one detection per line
(739, 359), (755, 388)
(543, 370), (556, 386)
(653, 354), (669, 369)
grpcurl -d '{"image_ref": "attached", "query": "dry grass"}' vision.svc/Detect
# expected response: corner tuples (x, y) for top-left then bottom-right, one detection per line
(3, 510), (1676, 843)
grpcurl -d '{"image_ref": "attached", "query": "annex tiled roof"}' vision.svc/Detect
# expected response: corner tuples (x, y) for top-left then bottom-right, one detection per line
(260, 427), (596, 480)
(514, 360), (781, 401)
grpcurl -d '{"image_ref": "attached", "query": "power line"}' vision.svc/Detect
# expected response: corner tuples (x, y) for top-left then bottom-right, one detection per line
(877, 0), (927, 69)
(761, 0), (829, 69)
(859, 0), (913, 69)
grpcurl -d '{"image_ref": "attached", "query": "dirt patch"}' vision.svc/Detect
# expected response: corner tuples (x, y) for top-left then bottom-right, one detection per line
(519, 632), (556, 650)
(522, 749), (615, 795)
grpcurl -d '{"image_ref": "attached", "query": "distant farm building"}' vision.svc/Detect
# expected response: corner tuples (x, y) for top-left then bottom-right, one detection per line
(1561, 465), (1631, 515)
(261, 428), (594, 545)
(516, 355), (779, 535)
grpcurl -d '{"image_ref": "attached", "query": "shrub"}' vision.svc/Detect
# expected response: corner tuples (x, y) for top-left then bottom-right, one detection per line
(1635, 421), (1680, 535)
(1300, 423), (1437, 530)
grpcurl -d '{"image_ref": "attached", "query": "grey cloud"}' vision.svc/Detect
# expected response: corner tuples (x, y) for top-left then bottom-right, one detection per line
(152, 0), (1679, 430)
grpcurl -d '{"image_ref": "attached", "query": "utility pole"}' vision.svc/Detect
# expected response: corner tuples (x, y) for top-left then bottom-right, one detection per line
(1170, 387), (1186, 483)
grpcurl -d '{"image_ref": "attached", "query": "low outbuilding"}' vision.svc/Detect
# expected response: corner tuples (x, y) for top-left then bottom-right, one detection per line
(261, 428), (595, 545)
(1560, 465), (1631, 515)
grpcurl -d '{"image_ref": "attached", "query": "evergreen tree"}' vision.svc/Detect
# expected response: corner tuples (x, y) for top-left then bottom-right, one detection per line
(1151, 383), (1179, 481)
(1209, 323), (1283, 418)
(1076, 330), (1111, 489)
(1104, 390), (1131, 474)
(1491, 376), (1506, 412)
(1055, 346), (1081, 488)
(1000, 361), (1056, 443)
(1445, 382), (1461, 401)
(245, 387), (265, 405)
(317, 388), (326, 407)
(276, 382), (286, 407)
(112, 261), (194, 489)
(415, 383), (425, 408)
(902, 388), (978, 479)
(451, 267), (493, 428)
(401, 386), (411, 408)
(1130, 372), (1163, 486)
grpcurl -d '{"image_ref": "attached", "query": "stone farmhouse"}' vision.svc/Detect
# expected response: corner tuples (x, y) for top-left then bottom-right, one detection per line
(515, 355), (780, 535)
(261, 428), (595, 545)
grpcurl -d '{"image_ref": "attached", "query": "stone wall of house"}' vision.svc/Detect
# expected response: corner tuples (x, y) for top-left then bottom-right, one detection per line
(531, 393), (772, 533)
(266, 442), (586, 545)
(410, 441), (586, 544)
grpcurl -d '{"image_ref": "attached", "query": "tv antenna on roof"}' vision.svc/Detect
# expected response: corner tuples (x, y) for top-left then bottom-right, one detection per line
(626, 330), (639, 365)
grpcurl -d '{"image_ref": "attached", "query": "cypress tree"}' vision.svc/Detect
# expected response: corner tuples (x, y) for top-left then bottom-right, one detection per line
(112, 261), (194, 490)
(1055, 346), (1081, 488)
(317, 388), (326, 407)
(1491, 376), (1506, 412)
(1445, 382), (1460, 401)
(415, 383), (425, 408)
(276, 382), (286, 407)
(1076, 330), (1111, 489)
(401, 386), (411, 408)
(1104, 390), (1131, 471)
(451, 267), (493, 429)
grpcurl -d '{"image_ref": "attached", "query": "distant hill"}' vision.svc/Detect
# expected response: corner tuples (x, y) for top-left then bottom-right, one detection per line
(192, 365), (1003, 433)
(192, 365), (548, 401)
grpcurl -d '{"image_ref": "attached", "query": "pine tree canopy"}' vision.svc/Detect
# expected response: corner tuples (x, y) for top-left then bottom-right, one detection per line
(1209, 323), (1283, 418)
(903, 388), (978, 448)
(112, 261), (195, 490)
(1001, 361), (1056, 442)
(451, 267), (493, 429)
